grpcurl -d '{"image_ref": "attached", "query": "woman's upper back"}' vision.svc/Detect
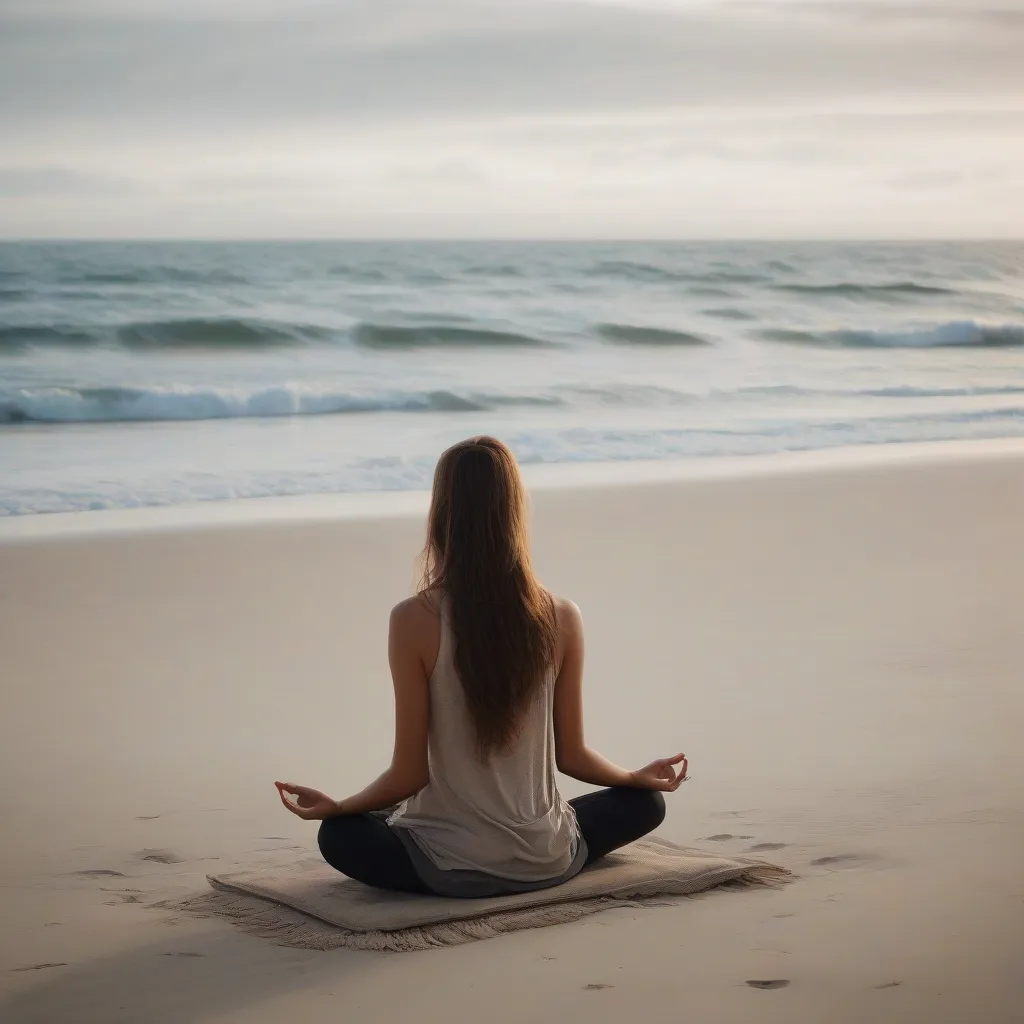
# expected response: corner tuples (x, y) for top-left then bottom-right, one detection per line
(393, 588), (574, 686)
(387, 590), (580, 879)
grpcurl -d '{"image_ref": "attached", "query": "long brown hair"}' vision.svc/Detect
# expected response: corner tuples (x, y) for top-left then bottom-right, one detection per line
(421, 436), (556, 761)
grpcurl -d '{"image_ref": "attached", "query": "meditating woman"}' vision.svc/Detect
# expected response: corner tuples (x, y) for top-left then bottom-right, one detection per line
(275, 436), (688, 898)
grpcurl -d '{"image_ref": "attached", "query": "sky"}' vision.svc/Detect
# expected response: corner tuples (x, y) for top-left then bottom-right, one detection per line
(0, 0), (1022, 239)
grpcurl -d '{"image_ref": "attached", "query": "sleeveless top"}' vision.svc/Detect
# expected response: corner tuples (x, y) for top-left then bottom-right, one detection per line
(388, 596), (585, 896)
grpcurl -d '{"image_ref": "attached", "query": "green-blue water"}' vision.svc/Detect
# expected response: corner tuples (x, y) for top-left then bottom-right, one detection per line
(1, 240), (1023, 514)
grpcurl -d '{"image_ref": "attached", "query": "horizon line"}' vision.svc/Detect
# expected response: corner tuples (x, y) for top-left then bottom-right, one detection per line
(2, 236), (1023, 245)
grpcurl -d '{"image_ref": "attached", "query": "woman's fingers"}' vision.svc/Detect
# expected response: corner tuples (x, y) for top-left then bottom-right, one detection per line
(276, 783), (314, 817)
(654, 755), (686, 778)
(279, 781), (312, 795)
(277, 781), (324, 805)
(658, 754), (689, 790)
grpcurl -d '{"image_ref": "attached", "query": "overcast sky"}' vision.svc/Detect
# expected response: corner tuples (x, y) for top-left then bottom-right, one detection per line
(1, 0), (1022, 238)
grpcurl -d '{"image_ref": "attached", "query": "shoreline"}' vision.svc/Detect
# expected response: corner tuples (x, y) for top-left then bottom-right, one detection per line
(3, 435), (1023, 541)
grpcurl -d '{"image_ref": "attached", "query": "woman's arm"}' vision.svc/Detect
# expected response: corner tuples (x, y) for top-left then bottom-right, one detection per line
(276, 599), (431, 820)
(552, 599), (688, 792)
(334, 599), (431, 813)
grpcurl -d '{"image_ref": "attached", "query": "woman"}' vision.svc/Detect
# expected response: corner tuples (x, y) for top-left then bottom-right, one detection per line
(276, 436), (688, 898)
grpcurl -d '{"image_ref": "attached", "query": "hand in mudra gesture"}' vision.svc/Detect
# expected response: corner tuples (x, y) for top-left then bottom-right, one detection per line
(630, 753), (689, 792)
(275, 781), (340, 820)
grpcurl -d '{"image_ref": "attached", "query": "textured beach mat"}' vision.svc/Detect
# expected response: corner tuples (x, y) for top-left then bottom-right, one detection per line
(171, 837), (791, 951)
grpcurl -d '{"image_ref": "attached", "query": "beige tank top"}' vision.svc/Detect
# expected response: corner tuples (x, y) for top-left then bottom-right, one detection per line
(388, 596), (580, 882)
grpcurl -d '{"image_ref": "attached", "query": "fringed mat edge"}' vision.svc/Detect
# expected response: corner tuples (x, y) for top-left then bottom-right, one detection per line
(164, 864), (791, 953)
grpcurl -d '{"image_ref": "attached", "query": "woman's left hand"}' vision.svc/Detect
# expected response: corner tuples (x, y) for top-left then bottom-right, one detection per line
(275, 781), (340, 820)
(629, 753), (690, 792)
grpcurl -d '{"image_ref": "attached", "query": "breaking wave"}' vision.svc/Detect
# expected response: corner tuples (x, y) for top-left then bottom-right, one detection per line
(760, 321), (1024, 348)
(0, 383), (565, 424)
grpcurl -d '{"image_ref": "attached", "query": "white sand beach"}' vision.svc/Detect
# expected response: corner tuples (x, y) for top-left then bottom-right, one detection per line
(1, 439), (1022, 1023)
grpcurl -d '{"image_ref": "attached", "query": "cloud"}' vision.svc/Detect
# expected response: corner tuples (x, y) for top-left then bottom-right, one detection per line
(0, 166), (129, 197)
(0, 0), (1021, 237)
(2, 0), (1022, 134)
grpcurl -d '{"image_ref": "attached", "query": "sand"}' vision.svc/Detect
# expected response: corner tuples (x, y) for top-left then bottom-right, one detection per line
(1, 438), (1022, 1023)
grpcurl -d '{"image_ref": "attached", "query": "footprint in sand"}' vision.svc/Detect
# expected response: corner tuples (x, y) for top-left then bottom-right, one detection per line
(74, 869), (125, 878)
(811, 853), (896, 871)
(12, 963), (68, 973)
(746, 979), (790, 990)
(704, 834), (754, 842)
(748, 843), (787, 852)
(137, 849), (184, 865)
(101, 890), (143, 905)
(812, 854), (862, 867)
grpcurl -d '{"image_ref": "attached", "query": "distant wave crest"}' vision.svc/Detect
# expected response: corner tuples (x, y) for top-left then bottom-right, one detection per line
(352, 323), (549, 349)
(328, 264), (390, 282)
(56, 267), (249, 286)
(0, 318), (331, 351)
(772, 383), (1022, 399)
(588, 260), (687, 283)
(0, 325), (98, 350)
(596, 323), (708, 346)
(117, 317), (330, 349)
(760, 321), (1024, 348)
(701, 307), (754, 321)
(463, 264), (525, 278)
(776, 281), (955, 298)
(1, 318), (555, 352)
(587, 260), (765, 285)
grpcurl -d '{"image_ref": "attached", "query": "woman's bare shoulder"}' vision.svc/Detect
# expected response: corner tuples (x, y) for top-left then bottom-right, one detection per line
(389, 593), (443, 675)
(389, 593), (443, 676)
(549, 593), (583, 643)
(390, 591), (441, 631)
(549, 593), (581, 620)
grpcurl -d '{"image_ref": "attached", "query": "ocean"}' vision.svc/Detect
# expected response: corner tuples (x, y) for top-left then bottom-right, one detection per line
(1, 240), (1022, 516)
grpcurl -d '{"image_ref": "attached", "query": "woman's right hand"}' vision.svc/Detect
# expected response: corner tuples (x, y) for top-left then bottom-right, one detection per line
(630, 753), (689, 792)
(275, 781), (341, 820)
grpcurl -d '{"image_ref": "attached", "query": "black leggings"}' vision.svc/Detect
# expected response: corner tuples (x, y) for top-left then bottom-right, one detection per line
(317, 787), (666, 896)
